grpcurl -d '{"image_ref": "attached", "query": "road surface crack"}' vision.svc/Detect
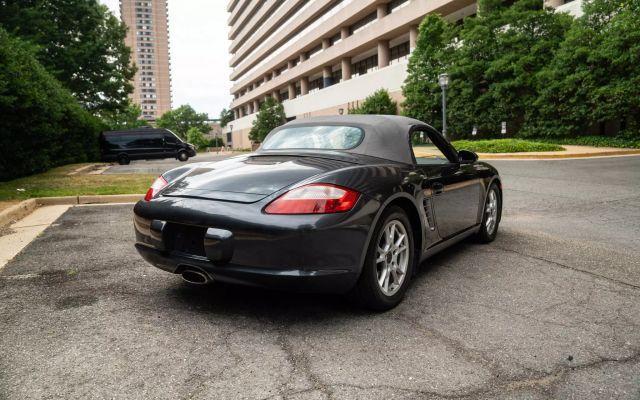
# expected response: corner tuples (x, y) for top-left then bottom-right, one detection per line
(495, 245), (640, 291)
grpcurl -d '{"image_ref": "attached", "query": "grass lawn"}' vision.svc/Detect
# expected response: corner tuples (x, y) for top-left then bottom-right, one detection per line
(450, 139), (564, 153)
(0, 164), (156, 201)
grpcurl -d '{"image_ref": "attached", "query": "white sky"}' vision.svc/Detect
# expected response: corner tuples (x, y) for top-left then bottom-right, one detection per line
(100, 0), (232, 119)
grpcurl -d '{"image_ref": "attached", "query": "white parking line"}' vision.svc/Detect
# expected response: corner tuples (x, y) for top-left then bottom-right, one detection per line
(0, 205), (72, 270)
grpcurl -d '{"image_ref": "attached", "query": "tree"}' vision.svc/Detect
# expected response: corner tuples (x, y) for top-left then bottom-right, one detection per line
(186, 127), (209, 150)
(100, 102), (149, 131)
(530, 0), (640, 138)
(402, 1), (571, 138)
(249, 98), (286, 143)
(156, 105), (210, 139)
(402, 14), (457, 130)
(0, 0), (136, 113)
(350, 89), (398, 115)
(0, 28), (103, 180)
(219, 108), (234, 128)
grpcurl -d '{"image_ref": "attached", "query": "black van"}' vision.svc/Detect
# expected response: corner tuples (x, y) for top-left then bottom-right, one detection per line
(100, 128), (197, 165)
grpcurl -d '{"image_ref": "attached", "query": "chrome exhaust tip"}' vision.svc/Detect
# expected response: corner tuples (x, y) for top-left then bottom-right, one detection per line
(181, 268), (212, 285)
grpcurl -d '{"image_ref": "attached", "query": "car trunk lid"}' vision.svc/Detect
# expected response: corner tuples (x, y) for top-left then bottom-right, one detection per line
(160, 154), (355, 203)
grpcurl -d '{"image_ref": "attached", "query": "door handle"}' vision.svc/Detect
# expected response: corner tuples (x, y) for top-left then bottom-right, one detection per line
(432, 182), (444, 195)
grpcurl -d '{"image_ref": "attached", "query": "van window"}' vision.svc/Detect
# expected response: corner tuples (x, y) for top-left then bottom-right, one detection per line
(164, 134), (179, 145)
(128, 134), (163, 148)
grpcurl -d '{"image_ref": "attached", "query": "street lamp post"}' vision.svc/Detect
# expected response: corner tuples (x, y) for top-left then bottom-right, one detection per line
(438, 73), (449, 140)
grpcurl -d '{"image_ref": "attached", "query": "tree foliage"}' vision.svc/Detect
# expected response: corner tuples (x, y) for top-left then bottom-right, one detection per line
(404, 0), (640, 139)
(350, 89), (398, 115)
(99, 102), (150, 131)
(219, 108), (234, 128)
(402, 14), (457, 130)
(529, 0), (640, 137)
(0, 29), (104, 181)
(403, 0), (571, 139)
(0, 0), (136, 113)
(156, 105), (210, 139)
(186, 127), (209, 150)
(249, 98), (286, 143)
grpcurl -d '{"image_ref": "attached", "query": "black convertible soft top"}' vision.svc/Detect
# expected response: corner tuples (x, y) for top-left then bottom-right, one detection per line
(259, 115), (434, 165)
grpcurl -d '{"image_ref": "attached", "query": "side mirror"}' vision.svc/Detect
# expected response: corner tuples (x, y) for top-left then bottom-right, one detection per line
(458, 149), (478, 164)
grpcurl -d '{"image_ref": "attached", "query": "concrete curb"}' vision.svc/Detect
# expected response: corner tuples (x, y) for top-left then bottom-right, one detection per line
(0, 194), (144, 229)
(478, 149), (640, 160)
(0, 199), (38, 229)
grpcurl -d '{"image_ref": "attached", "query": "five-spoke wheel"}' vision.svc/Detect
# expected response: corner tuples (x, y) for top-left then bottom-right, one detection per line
(475, 182), (501, 243)
(352, 206), (415, 311)
(376, 220), (409, 297)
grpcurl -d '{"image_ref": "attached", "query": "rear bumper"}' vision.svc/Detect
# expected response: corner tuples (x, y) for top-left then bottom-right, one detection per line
(135, 243), (358, 293)
(133, 197), (377, 293)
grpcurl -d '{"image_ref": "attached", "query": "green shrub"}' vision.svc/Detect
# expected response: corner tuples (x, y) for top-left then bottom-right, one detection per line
(0, 29), (103, 181)
(208, 137), (224, 148)
(450, 139), (564, 153)
(536, 136), (640, 149)
(186, 127), (209, 150)
(350, 89), (397, 115)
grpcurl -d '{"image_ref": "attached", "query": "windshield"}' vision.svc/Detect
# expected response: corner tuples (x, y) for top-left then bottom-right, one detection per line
(261, 126), (364, 150)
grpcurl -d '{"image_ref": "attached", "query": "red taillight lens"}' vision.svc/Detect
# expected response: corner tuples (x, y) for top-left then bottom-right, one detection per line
(144, 176), (168, 201)
(264, 183), (360, 215)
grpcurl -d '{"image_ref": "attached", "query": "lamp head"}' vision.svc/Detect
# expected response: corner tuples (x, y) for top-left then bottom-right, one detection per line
(438, 73), (449, 89)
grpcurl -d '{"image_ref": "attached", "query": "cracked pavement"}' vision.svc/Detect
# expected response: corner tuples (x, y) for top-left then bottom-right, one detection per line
(1, 156), (639, 399)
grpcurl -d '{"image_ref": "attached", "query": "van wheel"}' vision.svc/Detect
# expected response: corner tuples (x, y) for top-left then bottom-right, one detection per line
(117, 155), (130, 165)
(177, 151), (189, 162)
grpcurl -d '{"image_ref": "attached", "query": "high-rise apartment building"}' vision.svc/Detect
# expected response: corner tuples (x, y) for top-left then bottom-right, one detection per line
(226, 0), (582, 148)
(121, 0), (172, 121)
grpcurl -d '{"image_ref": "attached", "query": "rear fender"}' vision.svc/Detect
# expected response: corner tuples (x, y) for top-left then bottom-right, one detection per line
(356, 191), (425, 279)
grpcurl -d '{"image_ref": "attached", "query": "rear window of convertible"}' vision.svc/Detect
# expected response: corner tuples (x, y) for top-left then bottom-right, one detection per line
(261, 126), (364, 150)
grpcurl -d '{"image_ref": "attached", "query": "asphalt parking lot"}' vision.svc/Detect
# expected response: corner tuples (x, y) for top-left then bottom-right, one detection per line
(1, 155), (639, 399)
(102, 152), (236, 175)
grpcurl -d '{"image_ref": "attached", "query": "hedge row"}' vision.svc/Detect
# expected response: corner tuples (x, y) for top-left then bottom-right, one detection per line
(0, 29), (104, 181)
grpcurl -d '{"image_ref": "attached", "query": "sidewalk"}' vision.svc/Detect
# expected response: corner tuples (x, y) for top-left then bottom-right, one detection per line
(414, 145), (640, 160)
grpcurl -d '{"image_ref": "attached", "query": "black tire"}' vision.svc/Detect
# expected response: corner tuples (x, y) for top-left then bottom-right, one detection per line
(475, 182), (502, 243)
(351, 206), (415, 311)
(117, 154), (130, 165)
(177, 150), (189, 162)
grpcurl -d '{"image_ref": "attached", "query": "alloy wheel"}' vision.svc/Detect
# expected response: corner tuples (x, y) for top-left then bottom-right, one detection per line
(485, 189), (498, 235)
(376, 220), (409, 296)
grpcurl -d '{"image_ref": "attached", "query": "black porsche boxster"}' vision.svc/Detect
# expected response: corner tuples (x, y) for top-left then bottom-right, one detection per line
(134, 115), (502, 310)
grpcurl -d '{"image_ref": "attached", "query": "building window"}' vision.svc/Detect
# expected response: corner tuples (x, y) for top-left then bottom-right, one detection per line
(388, 0), (410, 13)
(331, 69), (342, 84)
(307, 44), (322, 59)
(329, 32), (341, 46)
(390, 42), (410, 64)
(309, 77), (323, 93)
(350, 12), (376, 35)
(352, 54), (378, 77)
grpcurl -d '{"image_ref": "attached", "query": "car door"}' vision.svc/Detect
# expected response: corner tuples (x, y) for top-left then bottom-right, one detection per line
(412, 129), (482, 240)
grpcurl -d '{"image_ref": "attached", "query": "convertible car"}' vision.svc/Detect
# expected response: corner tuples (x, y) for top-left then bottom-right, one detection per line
(134, 115), (502, 310)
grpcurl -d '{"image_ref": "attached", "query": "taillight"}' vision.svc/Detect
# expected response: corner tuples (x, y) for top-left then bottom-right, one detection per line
(264, 183), (360, 215)
(144, 176), (168, 201)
